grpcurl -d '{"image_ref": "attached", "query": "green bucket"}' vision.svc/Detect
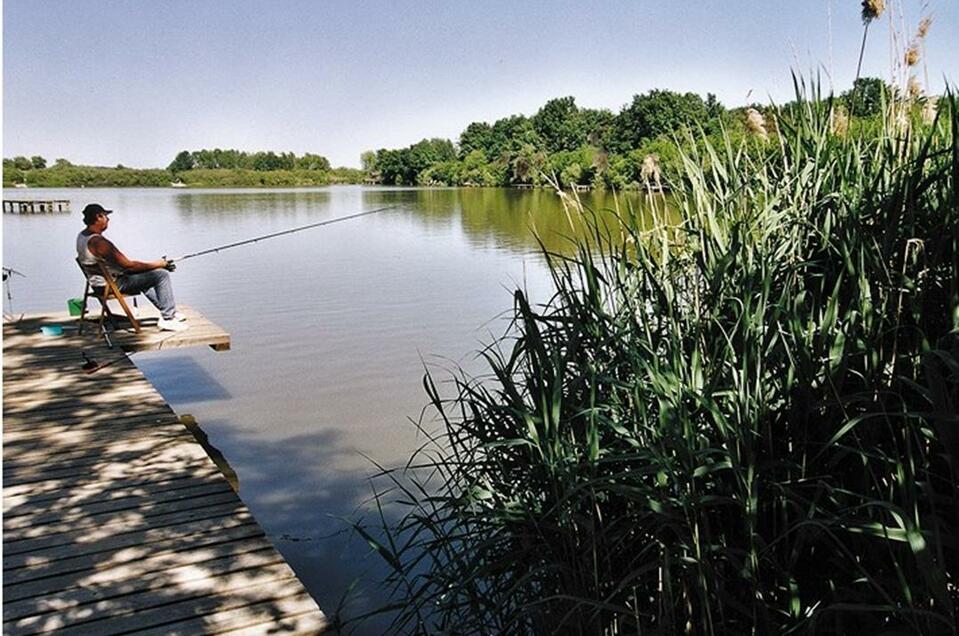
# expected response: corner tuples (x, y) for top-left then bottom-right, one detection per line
(67, 298), (84, 316)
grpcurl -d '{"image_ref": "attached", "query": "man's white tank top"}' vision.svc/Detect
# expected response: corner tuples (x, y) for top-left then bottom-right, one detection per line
(76, 231), (123, 287)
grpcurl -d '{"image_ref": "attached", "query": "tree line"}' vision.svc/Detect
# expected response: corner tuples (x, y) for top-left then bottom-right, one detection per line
(363, 77), (891, 188)
(2, 150), (359, 188)
(3, 78), (892, 189)
(167, 149), (332, 172)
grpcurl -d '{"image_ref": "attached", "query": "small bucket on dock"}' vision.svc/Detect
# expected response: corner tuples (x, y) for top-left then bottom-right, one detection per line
(67, 298), (84, 316)
(40, 325), (64, 337)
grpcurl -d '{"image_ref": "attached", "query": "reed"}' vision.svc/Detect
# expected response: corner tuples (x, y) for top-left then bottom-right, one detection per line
(856, 0), (886, 84)
(354, 82), (959, 634)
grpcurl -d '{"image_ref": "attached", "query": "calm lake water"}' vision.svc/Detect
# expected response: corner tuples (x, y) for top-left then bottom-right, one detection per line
(2, 185), (648, 631)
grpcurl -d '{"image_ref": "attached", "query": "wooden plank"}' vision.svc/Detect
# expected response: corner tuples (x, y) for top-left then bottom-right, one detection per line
(4, 523), (266, 586)
(4, 491), (243, 544)
(22, 578), (318, 636)
(2, 367), (148, 395)
(1, 309), (324, 633)
(2, 467), (218, 514)
(4, 307), (230, 354)
(4, 502), (251, 557)
(1, 362), (148, 386)
(3, 421), (187, 462)
(1, 443), (214, 491)
(5, 559), (296, 634)
(3, 386), (169, 414)
(3, 464), (221, 507)
(3, 547), (280, 622)
(4, 534), (275, 604)
(131, 591), (327, 636)
(3, 432), (203, 480)
(2, 480), (233, 538)
(2, 409), (177, 435)
(4, 512), (256, 570)
(4, 491), (242, 538)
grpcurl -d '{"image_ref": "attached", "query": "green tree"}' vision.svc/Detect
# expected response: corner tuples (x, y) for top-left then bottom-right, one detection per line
(297, 153), (331, 171)
(360, 150), (377, 172)
(705, 93), (723, 119)
(12, 156), (32, 170)
(30, 155), (47, 169)
(251, 151), (286, 171)
(548, 146), (596, 186)
(532, 96), (584, 153)
(841, 77), (888, 117)
(459, 122), (494, 159)
(581, 108), (616, 150)
(168, 151), (194, 172)
(612, 89), (708, 152)
(376, 148), (409, 185)
(460, 149), (493, 185)
(490, 115), (541, 160)
(511, 143), (547, 185)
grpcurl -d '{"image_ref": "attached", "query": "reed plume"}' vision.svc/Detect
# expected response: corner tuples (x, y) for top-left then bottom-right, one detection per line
(832, 106), (849, 136)
(746, 108), (768, 140)
(916, 17), (932, 101)
(922, 96), (938, 125)
(856, 0), (886, 83)
(640, 154), (661, 187)
(861, 0), (885, 22)
(905, 45), (920, 66)
(907, 75), (921, 99)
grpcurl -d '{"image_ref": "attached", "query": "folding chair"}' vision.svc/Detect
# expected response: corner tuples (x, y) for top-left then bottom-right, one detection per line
(75, 258), (143, 335)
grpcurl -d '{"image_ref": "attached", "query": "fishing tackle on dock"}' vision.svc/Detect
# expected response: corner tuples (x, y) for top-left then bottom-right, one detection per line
(3, 266), (26, 322)
(167, 204), (399, 264)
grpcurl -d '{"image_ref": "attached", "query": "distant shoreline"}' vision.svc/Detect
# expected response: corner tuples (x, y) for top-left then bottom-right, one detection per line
(2, 165), (365, 189)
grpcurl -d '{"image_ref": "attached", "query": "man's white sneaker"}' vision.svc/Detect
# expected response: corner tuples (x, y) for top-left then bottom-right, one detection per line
(173, 311), (188, 322)
(158, 317), (189, 332)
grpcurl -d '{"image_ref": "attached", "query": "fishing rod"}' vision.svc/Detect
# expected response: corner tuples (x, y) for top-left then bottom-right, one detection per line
(168, 204), (399, 263)
(2, 266), (25, 281)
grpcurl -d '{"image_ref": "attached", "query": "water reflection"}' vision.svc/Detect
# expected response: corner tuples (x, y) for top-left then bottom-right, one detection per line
(165, 186), (653, 260)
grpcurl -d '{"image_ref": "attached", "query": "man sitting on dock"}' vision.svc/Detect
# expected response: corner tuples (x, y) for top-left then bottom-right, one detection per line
(76, 203), (188, 332)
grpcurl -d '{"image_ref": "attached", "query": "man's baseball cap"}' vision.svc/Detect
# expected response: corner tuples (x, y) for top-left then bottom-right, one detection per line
(82, 203), (113, 225)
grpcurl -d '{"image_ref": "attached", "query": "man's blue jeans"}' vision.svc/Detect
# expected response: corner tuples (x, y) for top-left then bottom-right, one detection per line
(118, 269), (177, 319)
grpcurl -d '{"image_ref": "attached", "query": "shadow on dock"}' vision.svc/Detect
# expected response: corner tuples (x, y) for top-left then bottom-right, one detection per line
(3, 314), (328, 634)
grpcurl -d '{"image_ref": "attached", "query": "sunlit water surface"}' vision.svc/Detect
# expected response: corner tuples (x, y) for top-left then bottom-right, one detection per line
(3, 186), (647, 631)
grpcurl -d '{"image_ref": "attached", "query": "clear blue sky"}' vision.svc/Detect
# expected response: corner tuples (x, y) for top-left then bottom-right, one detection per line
(4, 0), (957, 168)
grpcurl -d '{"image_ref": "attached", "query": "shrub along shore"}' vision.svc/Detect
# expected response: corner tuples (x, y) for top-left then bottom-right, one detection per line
(1, 156), (364, 189)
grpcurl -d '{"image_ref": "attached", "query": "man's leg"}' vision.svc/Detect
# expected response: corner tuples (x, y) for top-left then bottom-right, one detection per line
(118, 270), (177, 319)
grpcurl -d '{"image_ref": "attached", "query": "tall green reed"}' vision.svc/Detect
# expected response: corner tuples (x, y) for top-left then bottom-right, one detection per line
(353, 83), (958, 634)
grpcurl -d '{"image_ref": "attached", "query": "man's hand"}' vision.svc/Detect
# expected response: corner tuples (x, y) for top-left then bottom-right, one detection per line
(162, 257), (176, 272)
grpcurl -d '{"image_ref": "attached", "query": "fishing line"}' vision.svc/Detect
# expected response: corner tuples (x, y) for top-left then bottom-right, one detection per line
(169, 204), (399, 263)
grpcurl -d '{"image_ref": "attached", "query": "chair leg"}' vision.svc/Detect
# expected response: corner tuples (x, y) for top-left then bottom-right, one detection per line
(111, 290), (142, 334)
(98, 262), (142, 334)
(78, 283), (90, 335)
(97, 293), (110, 339)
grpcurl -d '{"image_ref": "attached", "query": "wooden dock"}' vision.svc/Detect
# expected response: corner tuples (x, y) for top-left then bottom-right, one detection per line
(76, 305), (232, 352)
(3, 200), (71, 214)
(3, 312), (329, 634)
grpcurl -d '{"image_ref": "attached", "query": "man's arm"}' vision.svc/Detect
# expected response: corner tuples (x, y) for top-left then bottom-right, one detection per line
(88, 236), (168, 273)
